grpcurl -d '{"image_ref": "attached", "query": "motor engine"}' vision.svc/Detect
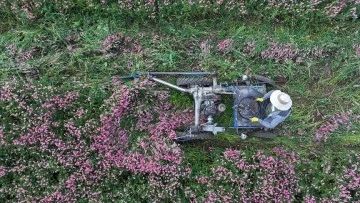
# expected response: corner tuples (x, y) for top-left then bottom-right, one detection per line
(201, 94), (225, 123)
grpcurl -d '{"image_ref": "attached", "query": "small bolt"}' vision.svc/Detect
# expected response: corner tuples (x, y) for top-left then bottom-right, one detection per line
(218, 103), (226, 112)
(241, 75), (248, 81)
(241, 133), (247, 140)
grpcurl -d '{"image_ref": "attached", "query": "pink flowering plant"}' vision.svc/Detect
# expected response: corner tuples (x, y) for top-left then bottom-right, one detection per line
(186, 147), (301, 202)
(217, 39), (234, 53)
(1, 0), (359, 23)
(0, 79), (358, 202)
(5, 44), (38, 64)
(101, 33), (142, 56)
(261, 41), (298, 62)
(355, 44), (360, 56)
(337, 153), (360, 202)
(0, 79), (193, 202)
(297, 151), (360, 203)
(1, 0), (360, 201)
(183, 147), (360, 203)
(315, 111), (356, 142)
(257, 40), (332, 64)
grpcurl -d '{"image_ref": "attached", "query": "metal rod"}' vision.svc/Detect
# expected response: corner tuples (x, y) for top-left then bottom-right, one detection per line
(212, 76), (217, 89)
(149, 72), (215, 76)
(193, 91), (202, 127)
(149, 77), (189, 93)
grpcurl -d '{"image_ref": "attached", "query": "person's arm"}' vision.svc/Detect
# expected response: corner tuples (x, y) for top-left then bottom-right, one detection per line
(258, 115), (286, 129)
(258, 110), (291, 129)
(255, 90), (274, 102)
(262, 90), (274, 100)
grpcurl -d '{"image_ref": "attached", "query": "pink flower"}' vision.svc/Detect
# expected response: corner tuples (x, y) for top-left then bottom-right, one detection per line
(224, 149), (241, 161)
(217, 39), (233, 52)
(315, 111), (353, 142)
(65, 176), (76, 191)
(200, 40), (212, 57)
(102, 33), (122, 51)
(102, 33), (142, 55)
(75, 108), (86, 118)
(261, 41), (297, 62)
(0, 165), (6, 177)
(355, 45), (360, 56)
(244, 41), (256, 55)
(21, 47), (36, 60)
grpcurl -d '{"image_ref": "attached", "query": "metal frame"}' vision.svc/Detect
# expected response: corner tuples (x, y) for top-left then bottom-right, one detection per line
(147, 72), (233, 136)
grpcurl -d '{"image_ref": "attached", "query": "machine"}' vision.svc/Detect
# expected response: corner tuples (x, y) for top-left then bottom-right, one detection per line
(121, 71), (278, 142)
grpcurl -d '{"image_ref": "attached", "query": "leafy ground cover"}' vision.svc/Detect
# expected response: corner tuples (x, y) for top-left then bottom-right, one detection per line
(0, 1), (360, 202)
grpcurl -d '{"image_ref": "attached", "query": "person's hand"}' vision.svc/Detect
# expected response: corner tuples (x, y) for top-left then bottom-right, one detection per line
(255, 98), (264, 102)
(250, 117), (259, 122)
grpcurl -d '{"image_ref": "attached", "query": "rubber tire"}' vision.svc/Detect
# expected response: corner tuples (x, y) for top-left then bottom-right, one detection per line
(251, 131), (277, 139)
(237, 96), (261, 119)
(252, 74), (276, 86)
(176, 77), (213, 87)
(174, 131), (214, 142)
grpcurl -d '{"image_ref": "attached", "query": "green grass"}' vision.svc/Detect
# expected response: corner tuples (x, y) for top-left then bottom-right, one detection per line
(0, 8), (359, 201)
(1, 13), (359, 133)
(2, 14), (359, 124)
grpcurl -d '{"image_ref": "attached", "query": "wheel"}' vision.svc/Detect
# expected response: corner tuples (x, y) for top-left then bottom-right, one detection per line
(237, 97), (261, 119)
(251, 74), (276, 86)
(250, 131), (277, 139)
(176, 77), (213, 87)
(174, 131), (214, 143)
(235, 74), (276, 87)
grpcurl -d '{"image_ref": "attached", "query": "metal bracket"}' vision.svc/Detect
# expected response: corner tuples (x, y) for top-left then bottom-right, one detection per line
(201, 123), (225, 135)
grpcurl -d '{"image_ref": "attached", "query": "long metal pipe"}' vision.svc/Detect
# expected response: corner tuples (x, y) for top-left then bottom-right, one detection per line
(149, 72), (215, 76)
(149, 77), (190, 93)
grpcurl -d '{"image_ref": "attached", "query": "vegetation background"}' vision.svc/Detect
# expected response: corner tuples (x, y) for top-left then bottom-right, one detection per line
(0, 0), (359, 202)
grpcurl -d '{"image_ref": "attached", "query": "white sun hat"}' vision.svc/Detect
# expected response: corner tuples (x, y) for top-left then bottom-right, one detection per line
(270, 90), (292, 111)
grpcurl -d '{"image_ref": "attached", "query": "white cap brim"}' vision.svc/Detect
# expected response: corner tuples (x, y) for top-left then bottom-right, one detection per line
(270, 90), (292, 111)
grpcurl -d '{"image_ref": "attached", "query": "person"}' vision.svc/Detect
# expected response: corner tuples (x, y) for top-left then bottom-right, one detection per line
(249, 90), (292, 129)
